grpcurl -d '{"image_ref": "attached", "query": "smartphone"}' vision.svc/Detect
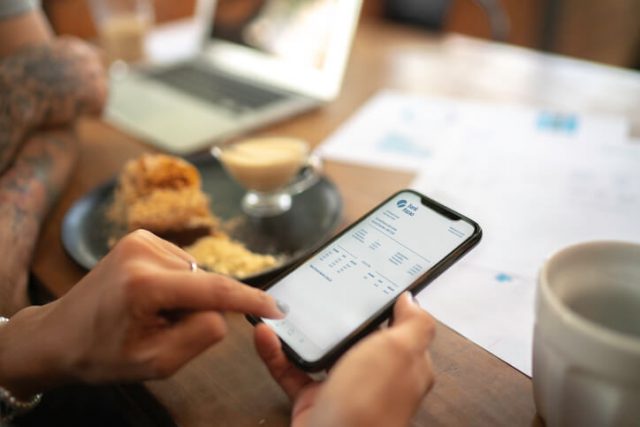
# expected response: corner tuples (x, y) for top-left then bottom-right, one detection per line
(248, 189), (482, 371)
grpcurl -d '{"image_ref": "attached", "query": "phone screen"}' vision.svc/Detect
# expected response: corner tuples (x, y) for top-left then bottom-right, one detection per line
(262, 191), (478, 364)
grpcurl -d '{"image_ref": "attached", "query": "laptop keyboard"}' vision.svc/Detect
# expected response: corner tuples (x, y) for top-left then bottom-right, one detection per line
(147, 64), (289, 114)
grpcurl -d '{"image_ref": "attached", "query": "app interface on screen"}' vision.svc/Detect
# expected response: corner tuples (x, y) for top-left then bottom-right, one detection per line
(263, 192), (475, 362)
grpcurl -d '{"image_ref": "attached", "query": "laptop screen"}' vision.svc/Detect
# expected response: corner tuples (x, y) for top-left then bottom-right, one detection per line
(213, 0), (341, 72)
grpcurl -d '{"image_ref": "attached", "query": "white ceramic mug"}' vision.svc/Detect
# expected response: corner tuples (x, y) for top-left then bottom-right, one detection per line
(534, 241), (640, 427)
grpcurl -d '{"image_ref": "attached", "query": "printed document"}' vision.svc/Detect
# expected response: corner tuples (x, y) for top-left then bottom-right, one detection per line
(413, 139), (640, 375)
(317, 91), (630, 171)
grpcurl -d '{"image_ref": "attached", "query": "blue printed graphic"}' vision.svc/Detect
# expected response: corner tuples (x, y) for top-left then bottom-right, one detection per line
(400, 107), (416, 123)
(377, 133), (430, 157)
(397, 200), (408, 208)
(537, 112), (579, 135)
(495, 272), (513, 283)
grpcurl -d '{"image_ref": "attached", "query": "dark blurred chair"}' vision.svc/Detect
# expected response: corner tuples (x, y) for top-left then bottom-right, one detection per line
(385, 0), (452, 31)
(384, 0), (510, 41)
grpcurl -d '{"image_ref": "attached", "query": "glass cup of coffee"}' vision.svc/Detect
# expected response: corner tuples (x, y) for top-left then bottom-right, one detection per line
(212, 137), (322, 217)
(89, 0), (154, 64)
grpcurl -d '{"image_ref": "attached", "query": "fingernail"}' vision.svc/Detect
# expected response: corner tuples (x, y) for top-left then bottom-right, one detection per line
(276, 300), (289, 317)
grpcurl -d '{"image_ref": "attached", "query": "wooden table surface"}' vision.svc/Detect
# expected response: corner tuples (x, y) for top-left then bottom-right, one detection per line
(32, 18), (640, 427)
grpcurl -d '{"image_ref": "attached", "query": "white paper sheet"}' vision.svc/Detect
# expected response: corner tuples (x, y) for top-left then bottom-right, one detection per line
(413, 139), (640, 376)
(417, 263), (535, 375)
(317, 91), (630, 172)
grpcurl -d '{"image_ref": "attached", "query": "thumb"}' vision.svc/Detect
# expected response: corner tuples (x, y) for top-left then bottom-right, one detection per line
(390, 292), (436, 348)
(392, 292), (423, 324)
(254, 323), (313, 401)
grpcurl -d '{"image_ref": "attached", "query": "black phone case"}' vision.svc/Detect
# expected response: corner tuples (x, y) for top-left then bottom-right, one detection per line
(247, 189), (482, 372)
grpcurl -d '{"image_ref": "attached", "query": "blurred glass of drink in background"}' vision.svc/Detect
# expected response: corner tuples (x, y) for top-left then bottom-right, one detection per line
(89, 0), (154, 63)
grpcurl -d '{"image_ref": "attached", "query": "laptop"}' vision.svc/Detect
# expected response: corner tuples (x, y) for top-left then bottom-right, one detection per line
(106, 0), (363, 154)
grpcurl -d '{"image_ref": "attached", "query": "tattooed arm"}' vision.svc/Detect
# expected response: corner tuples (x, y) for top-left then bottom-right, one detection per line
(0, 38), (107, 174)
(0, 6), (106, 173)
(0, 9), (107, 314)
(0, 130), (78, 314)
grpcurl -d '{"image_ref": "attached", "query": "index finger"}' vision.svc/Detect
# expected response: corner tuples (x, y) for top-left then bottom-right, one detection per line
(153, 271), (284, 319)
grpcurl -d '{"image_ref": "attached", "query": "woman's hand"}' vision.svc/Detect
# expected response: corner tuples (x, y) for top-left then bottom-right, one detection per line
(255, 292), (436, 427)
(0, 230), (282, 399)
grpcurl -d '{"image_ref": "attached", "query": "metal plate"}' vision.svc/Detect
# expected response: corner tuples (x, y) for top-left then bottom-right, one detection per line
(62, 152), (343, 285)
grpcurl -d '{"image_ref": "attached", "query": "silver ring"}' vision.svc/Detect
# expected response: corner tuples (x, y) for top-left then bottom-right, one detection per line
(189, 260), (198, 273)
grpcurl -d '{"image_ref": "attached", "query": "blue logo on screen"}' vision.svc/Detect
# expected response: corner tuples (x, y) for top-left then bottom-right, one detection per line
(397, 199), (418, 216)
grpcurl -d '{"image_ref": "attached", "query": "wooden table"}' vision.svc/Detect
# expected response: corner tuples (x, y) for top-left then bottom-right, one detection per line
(32, 18), (640, 426)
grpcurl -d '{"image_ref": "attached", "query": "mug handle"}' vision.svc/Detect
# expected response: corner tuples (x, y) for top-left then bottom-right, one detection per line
(287, 154), (322, 195)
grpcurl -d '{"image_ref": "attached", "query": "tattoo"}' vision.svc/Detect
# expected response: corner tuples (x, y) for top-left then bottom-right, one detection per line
(0, 38), (106, 174)
(0, 37), (104, 314)
(0, 129), (78, 314)
(0, 130), (75, 224)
